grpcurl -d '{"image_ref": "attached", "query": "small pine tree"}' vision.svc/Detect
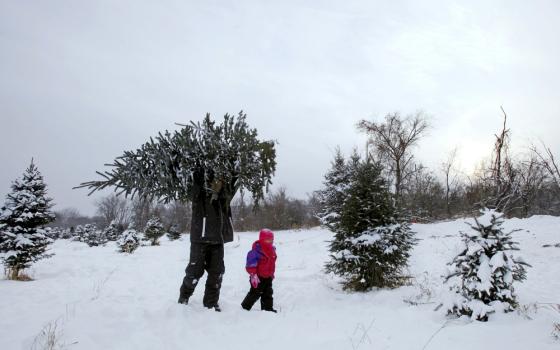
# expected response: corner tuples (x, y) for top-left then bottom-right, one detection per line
(445, 209), (530, 321)
(103, 221), (121, 241)
(0, 160), (56, 280)
(144, 217), (165, 245)
(166, 224), (181, 241)
(322, 153), (416, 291)
(117, 228), (140, 253)
(44, 227), (55, 240)
(82, 224), (107, 247)
(73, 225), (85, 242)
(47, 227), (64, 240)
(61, 228), (73, 239)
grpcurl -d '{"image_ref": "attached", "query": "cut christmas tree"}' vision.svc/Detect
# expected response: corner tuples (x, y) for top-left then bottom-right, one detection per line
(75, 112), (276, 207)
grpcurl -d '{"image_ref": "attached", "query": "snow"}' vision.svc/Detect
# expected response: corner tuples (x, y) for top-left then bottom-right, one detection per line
(351, 232), (382, 245)
(475, 208), (502, 227)
(476, 253), (493, 292)
(1, 216), (560, 349)
(489, 252), (506, 272)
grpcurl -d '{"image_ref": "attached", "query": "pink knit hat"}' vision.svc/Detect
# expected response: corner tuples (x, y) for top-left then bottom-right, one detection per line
(259, 228), (274, 242)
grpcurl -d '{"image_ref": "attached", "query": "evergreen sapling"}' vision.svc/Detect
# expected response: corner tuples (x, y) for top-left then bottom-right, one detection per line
(0, 160), (56, 280)
(117, 227), (141, 253)
(82, 224), (107, 247)
(445, 209), (530, 321)
(103, 221), (121, 241)
(144, 217), (165, 245)
(166, 224), (181, 241)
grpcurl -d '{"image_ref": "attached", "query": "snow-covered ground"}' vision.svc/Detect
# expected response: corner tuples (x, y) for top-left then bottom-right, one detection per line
(1, 216), (559, 350)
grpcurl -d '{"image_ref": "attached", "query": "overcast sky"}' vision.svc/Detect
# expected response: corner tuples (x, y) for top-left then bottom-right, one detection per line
(1, 0), (559, 216)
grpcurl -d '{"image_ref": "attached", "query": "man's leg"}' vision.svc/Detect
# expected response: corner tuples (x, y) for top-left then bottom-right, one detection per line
(202, 244), (225, 308)
(260, 278), (275, 311)
(178, 243), (206, 304)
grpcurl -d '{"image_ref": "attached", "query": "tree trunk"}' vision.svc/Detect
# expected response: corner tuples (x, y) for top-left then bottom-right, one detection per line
(446, 172), (451, 218)
(395, 164), (402, 204)
(9, 267), (20, 280)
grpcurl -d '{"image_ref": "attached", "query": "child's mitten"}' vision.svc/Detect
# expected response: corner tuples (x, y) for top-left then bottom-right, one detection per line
(250, 273), (260, 288)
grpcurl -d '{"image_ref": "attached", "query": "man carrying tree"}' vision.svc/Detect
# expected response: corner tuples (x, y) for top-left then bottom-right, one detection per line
(176, 168), (235, 310)
(77, 112), (276, 311)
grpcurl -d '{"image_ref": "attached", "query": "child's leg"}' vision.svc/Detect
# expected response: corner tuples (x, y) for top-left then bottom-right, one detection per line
(241, 281), (263, 310)
(260, 278), (274, 311)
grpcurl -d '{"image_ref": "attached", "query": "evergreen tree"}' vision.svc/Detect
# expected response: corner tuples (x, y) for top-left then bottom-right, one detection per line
(144, 217), (165, 245)
(73, 225), (85, 242)
(0, 160), (56, 280)
(82, 224), (107, 247)
(75, 112), (276, 207)
(316, 148), (352, 233)
(445, 209), (530, 321)
(61, 228), (73, 239)
(103, 221), (121, 241)
(44, 227), (57, 240)
(52, 227), (63, 240)
(166, 224), (181, 241)
(117, 227), (141, 253)
(322, 154), (416, 291)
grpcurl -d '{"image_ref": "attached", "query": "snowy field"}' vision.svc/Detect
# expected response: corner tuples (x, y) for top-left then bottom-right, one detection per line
(1, 216), (559, 350)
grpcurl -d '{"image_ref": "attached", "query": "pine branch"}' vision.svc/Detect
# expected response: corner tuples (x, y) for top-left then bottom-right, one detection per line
(75, 113), (276, 205)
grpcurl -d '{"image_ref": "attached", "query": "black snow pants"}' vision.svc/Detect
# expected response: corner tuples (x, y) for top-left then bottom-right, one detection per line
(179, 243), (225, 307)
(241, 277), (274, 311)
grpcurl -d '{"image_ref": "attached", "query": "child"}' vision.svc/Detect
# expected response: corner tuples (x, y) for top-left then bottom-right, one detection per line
(241, 228), (278, 312)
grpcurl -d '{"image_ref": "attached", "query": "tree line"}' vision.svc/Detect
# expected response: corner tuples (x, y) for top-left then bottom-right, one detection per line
(355, 109), (560, 220)
(51, 108), (560, 235)
(51, 187), (320, 235)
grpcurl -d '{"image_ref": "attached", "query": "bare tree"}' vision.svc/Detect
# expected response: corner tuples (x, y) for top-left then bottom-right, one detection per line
(52, 207), (91, 228)
(442, 147), (459, 218)
(402, 164), (446, 220)
(532, 142), (560, 191)
(517, 153), (548, 216)
(479, 107), (520, 214)
(231, 187), (319, 231)
(160, 201), (191, 232)
(95, 194), (131, 229)
(358, 111), (430, 204)
(491, 107), (511, 203)
(530, 142), (560, 214)
(130, 197), (165, 231)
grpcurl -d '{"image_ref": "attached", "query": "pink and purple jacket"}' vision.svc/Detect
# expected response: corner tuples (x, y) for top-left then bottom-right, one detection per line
(245, 240), (277, 278)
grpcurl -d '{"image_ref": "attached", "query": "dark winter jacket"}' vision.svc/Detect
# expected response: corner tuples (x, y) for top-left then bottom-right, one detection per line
(246, 240), (277, 278)
(189, 169), (235, 244)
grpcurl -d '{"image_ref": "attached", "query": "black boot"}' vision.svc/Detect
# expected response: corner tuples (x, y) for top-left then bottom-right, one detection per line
(207, 304), (221, 312)
(178, 295), (189, 305)
(263, 308), (277, 313)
